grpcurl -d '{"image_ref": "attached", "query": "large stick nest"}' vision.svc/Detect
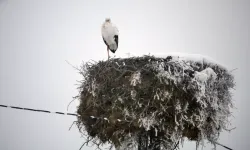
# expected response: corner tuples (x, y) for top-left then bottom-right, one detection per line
(76, 55), (235, 149)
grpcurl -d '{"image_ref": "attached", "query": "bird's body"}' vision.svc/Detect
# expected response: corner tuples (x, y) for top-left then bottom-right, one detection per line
(101, 18), (119, 59)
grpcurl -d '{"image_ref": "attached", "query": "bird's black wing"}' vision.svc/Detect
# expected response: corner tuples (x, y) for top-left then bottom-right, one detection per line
(114, 35), (118, 47)
(102, 36), (109, 48)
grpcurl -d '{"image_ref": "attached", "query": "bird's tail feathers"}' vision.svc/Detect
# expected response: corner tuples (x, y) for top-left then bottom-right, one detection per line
(110, 49), (116, 53)
(109, 44), (118, 53)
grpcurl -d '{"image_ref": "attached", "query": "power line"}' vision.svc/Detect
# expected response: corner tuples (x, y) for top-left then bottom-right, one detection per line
(0, 104), (233, 150)
(0, 104), (79, 117)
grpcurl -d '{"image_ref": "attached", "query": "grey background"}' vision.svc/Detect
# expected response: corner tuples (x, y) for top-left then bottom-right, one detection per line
(0, 0), (249, 150)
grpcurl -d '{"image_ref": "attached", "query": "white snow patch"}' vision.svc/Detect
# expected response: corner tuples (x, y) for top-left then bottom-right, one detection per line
(163, 91), (172, 100)
(130, 71), (141, 86)
(118, 96), (123, 103)
(123, 108), (130, 118)
(194, 67), (217, 83)
(117, 52), (228, 70)
(154, 63), (177, 84)
(131, 90), (137, 100)
(155, 127), (158, 136)
(193, 67), (217, 108)
(194, 71), (209, 83)
(104, 117), (109, 122)
(88, 78), (98, 97)
(139, 113), (156, 131)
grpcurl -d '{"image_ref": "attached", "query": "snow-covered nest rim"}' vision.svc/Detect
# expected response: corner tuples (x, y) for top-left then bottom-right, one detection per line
(118, 52), (228, 70)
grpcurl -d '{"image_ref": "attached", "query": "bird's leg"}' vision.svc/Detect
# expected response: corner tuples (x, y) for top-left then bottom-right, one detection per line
(107, 47), (110, 60)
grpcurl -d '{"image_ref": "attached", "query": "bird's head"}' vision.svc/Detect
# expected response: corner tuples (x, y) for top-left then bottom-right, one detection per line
(105, 18), (111, 23)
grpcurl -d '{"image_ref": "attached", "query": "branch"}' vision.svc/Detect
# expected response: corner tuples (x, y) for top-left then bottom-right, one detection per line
(172, 141), (179, 150)
(211, 141), (233, 150)
(69, 121), (77, 131)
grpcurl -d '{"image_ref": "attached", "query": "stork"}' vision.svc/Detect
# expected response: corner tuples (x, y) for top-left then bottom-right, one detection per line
(101, 18), (119, 59)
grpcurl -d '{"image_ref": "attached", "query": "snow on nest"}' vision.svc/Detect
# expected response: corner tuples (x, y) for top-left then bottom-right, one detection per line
(194, 67), (217, 83)
(117, 52), (228, 70)
(130, 71), (141, 86)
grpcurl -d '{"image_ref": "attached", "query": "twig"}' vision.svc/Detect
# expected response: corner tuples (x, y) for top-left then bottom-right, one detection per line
(229, 68), (238, 73)
(69, 121), (77, 131)
(79, 142), (85, 150)
(65, 60), (82, 72)
(79, 136), (95, 150)
(67, 97), (77, 111)
(224, 127), (236, 132)
(211, 141), (233, 150)
(172, 141), (179, 150)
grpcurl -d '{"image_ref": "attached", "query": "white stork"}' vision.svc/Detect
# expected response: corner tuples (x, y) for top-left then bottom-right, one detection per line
(101, 18), (119, 59)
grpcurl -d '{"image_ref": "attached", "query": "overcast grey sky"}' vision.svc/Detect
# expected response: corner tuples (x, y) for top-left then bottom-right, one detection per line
(0, 0), (249, 150)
